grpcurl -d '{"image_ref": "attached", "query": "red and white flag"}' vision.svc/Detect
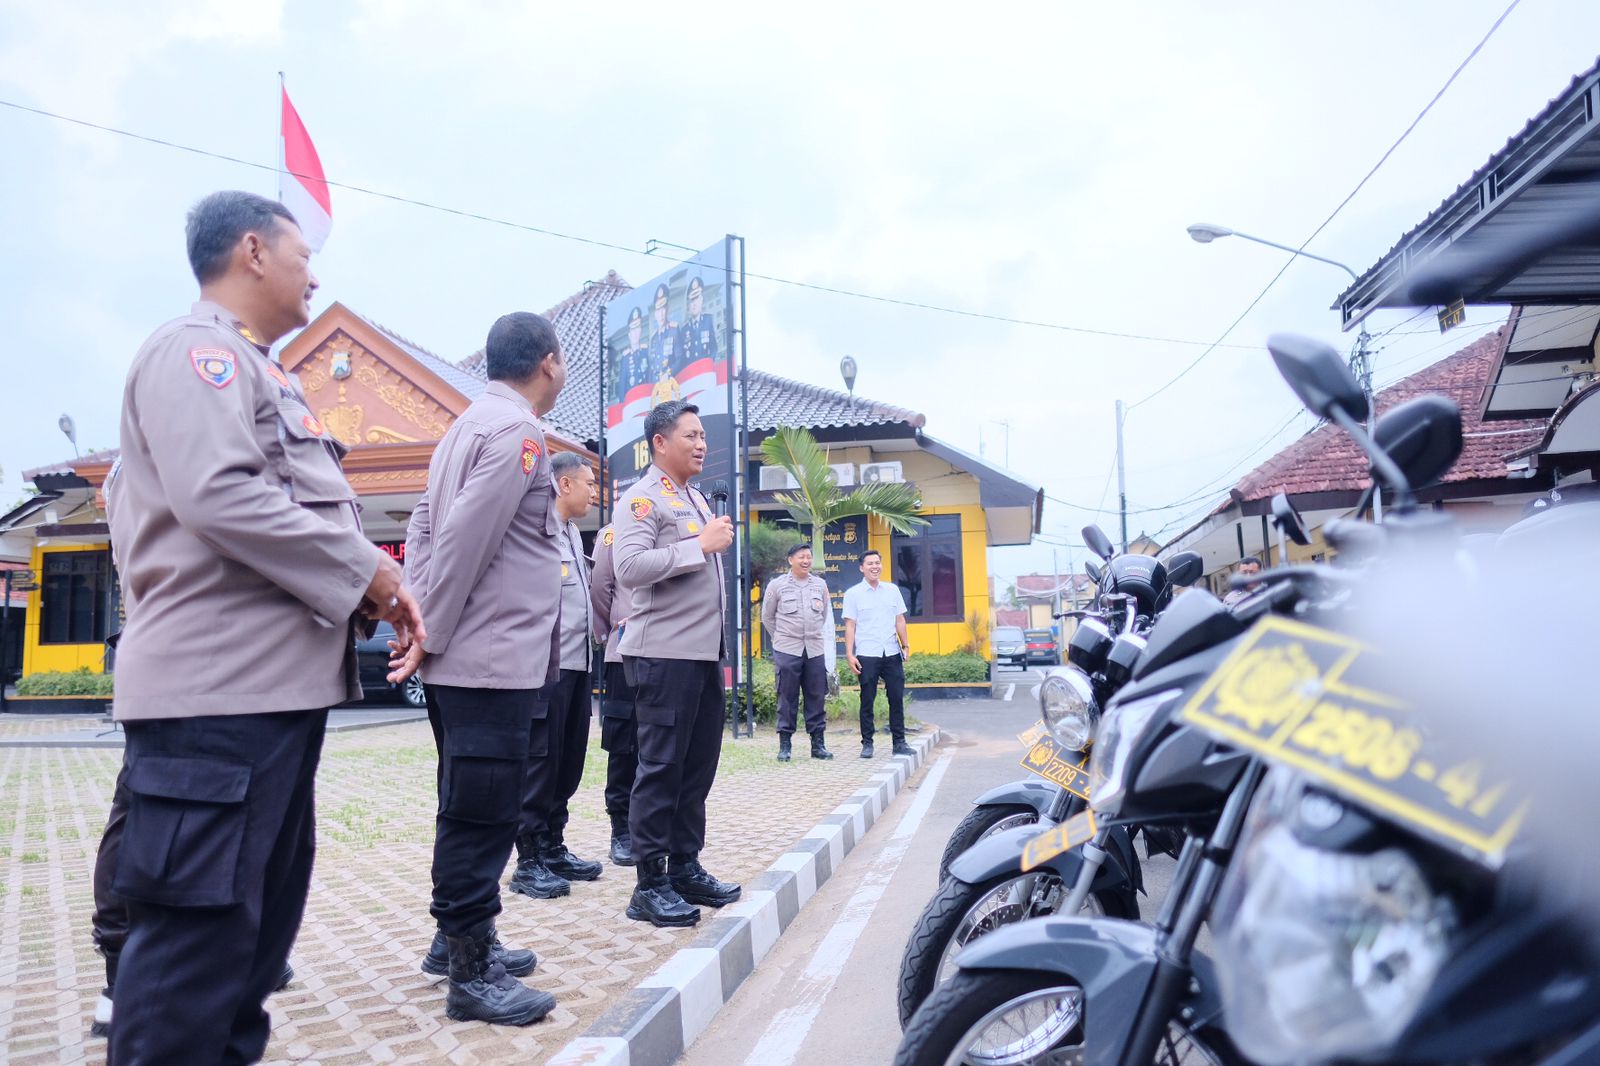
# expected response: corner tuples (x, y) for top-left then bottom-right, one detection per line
(279, 86), (332, 252)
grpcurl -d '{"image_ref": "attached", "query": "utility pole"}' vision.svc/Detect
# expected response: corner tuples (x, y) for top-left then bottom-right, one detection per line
(1349, 326), (1381, 522)
(1115, 400), (1129, 552)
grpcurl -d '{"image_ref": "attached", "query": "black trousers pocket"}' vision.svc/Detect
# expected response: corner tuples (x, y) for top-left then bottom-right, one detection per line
(634, 701), (678, 765)
(114, 754), (252, 908)
(601, 714), (637, 754)
(442, 724), (524, 824)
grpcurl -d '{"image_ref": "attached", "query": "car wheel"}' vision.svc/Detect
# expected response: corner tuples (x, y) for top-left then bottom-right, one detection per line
(402, 675), (427, 708)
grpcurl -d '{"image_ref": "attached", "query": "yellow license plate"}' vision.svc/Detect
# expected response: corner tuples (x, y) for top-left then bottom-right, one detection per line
(1021, 809), (1098, 872)
(1017, 721), (1048, 747)
(1019, 736), (1092, 799)
(1178, 615), (1525, 866)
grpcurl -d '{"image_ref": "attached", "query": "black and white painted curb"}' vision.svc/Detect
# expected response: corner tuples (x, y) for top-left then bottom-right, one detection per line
(547, 729), (942, 1066)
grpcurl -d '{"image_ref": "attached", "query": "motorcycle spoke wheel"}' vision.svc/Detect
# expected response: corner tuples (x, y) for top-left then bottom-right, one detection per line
(935, 875), (1102, 987)
(944, 985), (1084, 1066)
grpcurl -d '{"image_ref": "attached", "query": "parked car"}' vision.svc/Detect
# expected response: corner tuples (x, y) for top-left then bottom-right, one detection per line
(1023, 628), (1060, 666)
(355, 621), (427, 708)
(991, 626), (1027, 668)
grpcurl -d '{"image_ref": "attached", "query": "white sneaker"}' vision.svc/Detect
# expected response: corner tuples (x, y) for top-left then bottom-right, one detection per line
(89, 993), (113, 1038)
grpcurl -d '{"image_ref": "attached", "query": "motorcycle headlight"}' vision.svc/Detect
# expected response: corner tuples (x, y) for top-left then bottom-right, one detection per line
(1087, 688), (1181, 817)
(1039, 669), (1096, 751)
(1212, 772), (1457, 1066)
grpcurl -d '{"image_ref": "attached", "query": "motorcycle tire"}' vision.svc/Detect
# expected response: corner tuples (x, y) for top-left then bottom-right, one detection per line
(897, 868), (1138, 1029)
(937, 804), (1037, 883)
(895, 968), (1231, 1066)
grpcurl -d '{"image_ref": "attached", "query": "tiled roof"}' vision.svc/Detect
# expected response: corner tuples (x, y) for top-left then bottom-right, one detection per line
(23, 448), (120, 480)
(456, 271), (925, 442)
(352, 312), (488, 401)
(1229, 326), (1546, 503)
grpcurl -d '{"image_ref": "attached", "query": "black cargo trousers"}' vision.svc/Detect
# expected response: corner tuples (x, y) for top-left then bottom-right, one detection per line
(426, 684), (541, 935)
(599, 661), (637, 828)
(107, 708), (327, 1066)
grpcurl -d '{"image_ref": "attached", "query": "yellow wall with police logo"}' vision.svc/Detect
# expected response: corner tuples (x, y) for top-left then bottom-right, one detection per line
(21, 542), (113, 676)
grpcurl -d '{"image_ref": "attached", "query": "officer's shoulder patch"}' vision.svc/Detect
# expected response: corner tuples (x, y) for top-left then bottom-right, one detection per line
(630, 497), (653, 520)
(265, 362), (291, 388)
(189, 347), (237, 389)
(302, 414), (325, 436)
(521, 437), (540, 474)
(602, 528), (615, 546)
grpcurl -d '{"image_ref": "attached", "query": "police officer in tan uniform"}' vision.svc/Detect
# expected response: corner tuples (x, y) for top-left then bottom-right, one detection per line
(613, 400), (741, 926)
(760, 543), (838, 761)
(512, 451), (603, 898)
(403, 312), (565, 1026)
(589, 521), (638, 865)
(103, 191), (426, 1066)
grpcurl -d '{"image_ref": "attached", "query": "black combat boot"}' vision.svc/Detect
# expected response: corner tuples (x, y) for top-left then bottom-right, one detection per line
(626, 856), (701, 927)
(609, 815), (636, 866)
(443, 927), (555, 1025)
(423, 925), (536, 978)
(669, 853), (742, 907)
(275, 962), (295, 991)
(892, 738), (915, 757)
(810, 730), (834, 760)
(509, 833), (570, 899)
(542, 835), (602, 882)
(777, 732), (793, 762)
(860, 737), (875, 759)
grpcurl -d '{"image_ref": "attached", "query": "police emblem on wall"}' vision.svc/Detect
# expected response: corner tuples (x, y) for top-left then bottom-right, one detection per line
(330, 349), (353, 380)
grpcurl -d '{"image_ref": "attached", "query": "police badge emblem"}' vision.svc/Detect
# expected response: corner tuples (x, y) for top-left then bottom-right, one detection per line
(631, 498), (653, 520)
(189, 348), (237, 389)
(521, 438), (540, 474)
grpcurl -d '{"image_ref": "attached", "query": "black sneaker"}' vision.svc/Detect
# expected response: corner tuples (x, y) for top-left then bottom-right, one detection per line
(610, 832), (637, 866)
(509, 857), (570, 899)
(543, 842), (602, 882)
(669, 855), (742, 907)
(892, 740), (915, 757)
(860, 740), (875, 759)
(626, 858), (701, 927)
(443, 933), (554, 1026)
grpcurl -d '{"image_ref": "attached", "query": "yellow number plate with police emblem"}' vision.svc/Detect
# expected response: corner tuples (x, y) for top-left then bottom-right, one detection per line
(1021, 810), (1098, 872)
(1017, 721), (1048, 748)
(1019, 736), (1092, 799)
(1178, 615), (1525, 867)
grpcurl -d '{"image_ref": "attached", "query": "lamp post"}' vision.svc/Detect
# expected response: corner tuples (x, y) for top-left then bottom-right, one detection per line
(1187, 222), (1379, 518)
(58, 413), (79, 458)
(839, 355), (858, 398)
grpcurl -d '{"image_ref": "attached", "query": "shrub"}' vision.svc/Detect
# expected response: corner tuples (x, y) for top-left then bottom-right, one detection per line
(16, 669), (114, 696)
(836, 651), (988, 686)
(727, 656), (888, 725)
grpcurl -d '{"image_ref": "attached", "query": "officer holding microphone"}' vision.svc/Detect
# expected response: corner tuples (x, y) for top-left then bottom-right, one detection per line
(612, 400), (741, 926)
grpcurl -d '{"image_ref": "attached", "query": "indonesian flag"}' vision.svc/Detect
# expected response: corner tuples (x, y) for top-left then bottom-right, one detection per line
(280, 86), (332, 252)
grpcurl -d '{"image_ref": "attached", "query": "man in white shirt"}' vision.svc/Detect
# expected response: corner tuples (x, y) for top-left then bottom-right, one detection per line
(841, 549), (913, 759)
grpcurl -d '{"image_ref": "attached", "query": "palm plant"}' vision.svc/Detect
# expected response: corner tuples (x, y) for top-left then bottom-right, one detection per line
(759, 426), (928, 564)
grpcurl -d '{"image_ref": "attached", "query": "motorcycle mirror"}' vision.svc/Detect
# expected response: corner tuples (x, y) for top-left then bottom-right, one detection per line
(1085, 559), (1104, 584)
(1372, 394), (1463, 491)
(1082, 524), (1115, 561)
(1165, 550), (1204, 588)
(1267, 333), (1370, 423)
(1270, 493), (1312, 546)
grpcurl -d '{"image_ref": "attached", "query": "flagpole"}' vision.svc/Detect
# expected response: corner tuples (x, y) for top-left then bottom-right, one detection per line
(276, 71), (285, 203)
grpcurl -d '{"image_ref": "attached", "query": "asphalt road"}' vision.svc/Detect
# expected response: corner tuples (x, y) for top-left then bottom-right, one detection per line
(678, 696), (1178, 1066)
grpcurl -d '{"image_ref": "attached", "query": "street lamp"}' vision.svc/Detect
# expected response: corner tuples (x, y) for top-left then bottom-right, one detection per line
(58, 413), (79, 458)
(839, 355), (858, 398)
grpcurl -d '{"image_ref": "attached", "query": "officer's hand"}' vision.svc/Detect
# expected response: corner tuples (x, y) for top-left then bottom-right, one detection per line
(848, 655), (862, 675)
(698, 515), (735, 555)
(387, 632), (426, 684)
(362, 553), (406, 615)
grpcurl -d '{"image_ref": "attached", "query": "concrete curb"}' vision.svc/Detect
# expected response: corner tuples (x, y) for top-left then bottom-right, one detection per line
(546, 728), (943, 1066)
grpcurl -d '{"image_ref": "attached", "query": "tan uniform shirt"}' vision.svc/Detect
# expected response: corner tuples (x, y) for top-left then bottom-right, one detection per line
(589, 524), (635, 665)
(761, 572), (837, 668)
(613, 465), (725, 662)
(404, 381), (560, 688)
(557, 514), (592, 672)
(109, 300), (382, 720)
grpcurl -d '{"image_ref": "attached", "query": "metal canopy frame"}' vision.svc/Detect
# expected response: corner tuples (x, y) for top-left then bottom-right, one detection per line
(1338, 60), (1600, 330)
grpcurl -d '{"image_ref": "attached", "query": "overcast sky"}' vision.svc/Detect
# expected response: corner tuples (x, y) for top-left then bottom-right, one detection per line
(3, 1), (1595, 583)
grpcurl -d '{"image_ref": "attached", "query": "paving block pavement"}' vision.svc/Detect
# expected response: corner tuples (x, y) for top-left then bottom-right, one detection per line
(0, 715), (940, 1065)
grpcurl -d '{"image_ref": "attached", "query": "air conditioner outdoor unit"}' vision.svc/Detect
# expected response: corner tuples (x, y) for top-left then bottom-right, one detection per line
(860, 461), (904, 484)
(759, 465), (800, 491)
(829, 463), (856, 487)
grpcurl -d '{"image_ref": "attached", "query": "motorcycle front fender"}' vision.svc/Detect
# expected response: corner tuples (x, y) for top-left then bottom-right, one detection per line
(947, 824), (1136, 901)
(971, 778), (1061, 819)
(952, 916), (1224, 1066)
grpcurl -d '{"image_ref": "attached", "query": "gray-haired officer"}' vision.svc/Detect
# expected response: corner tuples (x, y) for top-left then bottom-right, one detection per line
(103, 190), (426, 1065)
(512, 451), (603, 898)
(760, 542), (837, 761)
(613, 400), (741, 926)
(589, 521), (638, 865)
(404, 311), (565, 1026)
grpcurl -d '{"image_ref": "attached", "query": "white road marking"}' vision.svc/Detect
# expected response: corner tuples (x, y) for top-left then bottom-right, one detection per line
(738, 755), (955, 1066)
(1004, 684), (1016, 702)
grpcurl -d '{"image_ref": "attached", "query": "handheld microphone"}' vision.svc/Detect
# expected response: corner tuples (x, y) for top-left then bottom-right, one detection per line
(707, 480), (731, 519)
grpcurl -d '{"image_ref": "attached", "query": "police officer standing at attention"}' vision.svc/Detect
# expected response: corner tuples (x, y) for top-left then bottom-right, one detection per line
(760, 543), (837, 761)
(613, 400), (741, 926)
(617, 305), (652, 402)
(403, 312), (565, 1026)
(682, 276), (718, 368)
(647, 282), (682, 380)
(104, 190), (427, 1065)
(589, 520), (639, 866)
(512, 451), (604, 898)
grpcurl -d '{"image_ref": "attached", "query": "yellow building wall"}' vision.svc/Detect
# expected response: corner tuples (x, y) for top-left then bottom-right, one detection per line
(868, 501), (990, 658)
(22, 542), (113, 676)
